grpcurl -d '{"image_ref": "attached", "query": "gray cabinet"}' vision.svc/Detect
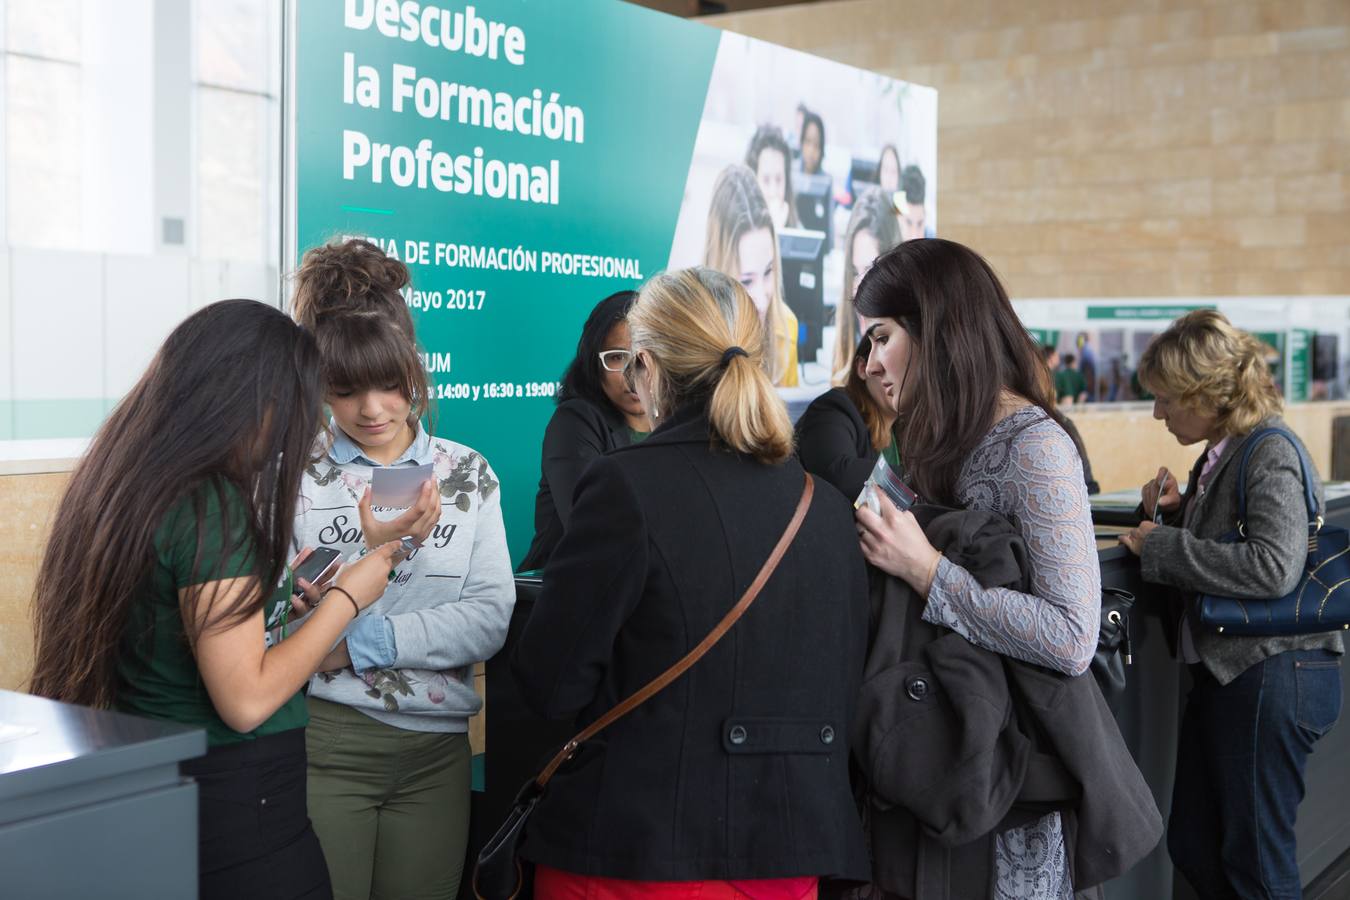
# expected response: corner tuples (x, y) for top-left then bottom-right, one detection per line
(0, 689), (205, 899)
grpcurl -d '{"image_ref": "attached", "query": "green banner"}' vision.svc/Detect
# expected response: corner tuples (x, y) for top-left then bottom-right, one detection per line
(1086, 304), (1213, 321)
(1287, 328), (1313, 403)
(294, 0), (719, 563)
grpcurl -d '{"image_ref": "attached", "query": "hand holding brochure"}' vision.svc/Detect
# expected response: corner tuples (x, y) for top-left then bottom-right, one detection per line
(855, 454), (917, 515)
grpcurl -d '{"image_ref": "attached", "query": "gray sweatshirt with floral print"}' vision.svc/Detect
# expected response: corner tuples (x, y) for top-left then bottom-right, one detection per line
(293, 426), (514, 733)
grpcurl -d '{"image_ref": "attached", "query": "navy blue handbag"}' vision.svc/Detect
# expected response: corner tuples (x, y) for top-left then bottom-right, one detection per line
(1195, 427), (1350, 636)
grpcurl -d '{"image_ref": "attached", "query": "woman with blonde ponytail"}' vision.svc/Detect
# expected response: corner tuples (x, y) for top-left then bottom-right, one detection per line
(511, 267), (870, 899)
(1119, 308), (1342, 900)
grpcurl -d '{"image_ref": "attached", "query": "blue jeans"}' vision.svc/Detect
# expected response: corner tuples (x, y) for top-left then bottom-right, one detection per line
(1168, 650), (1342, 900)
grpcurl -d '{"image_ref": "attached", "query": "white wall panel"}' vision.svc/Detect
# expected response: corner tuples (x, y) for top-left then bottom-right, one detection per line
(104, 253), (190, 397)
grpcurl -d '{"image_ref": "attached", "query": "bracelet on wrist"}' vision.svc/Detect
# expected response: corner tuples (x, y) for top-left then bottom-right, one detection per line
(323, 586), (361, 618)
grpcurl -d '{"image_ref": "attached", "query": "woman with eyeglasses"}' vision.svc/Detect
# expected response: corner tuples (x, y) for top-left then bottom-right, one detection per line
(519, 290), (652, 572)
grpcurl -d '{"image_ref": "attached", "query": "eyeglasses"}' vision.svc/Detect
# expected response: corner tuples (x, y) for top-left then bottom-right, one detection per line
(598, 350), (632, 372)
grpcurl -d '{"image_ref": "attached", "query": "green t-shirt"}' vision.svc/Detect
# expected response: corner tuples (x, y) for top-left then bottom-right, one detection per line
(115, 482), (307, 746)
(626, 427), (650, 444)
(1055, 368), (1086, 402)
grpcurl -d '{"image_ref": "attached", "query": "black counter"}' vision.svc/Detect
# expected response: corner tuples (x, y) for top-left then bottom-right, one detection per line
(1096, 494), (1350, 900)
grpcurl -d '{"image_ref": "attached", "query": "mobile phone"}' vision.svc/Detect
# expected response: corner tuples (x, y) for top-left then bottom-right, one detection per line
(292, 547), (343, 595)
(370, 463), (436, 508)
(855, 455), (918, 515)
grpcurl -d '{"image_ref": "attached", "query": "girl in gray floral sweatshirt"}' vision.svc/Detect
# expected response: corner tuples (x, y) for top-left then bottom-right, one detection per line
(295, 425), (513, 730)
(290, 237), (514, 900)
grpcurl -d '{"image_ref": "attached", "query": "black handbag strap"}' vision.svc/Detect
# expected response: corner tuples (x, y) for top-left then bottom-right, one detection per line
(531, 472), (814, 790)
(1231, 427), (1321, 533)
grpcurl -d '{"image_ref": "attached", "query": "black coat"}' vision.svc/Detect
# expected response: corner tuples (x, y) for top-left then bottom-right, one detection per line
(519, 397), (636, 571)
(855, 506), (1162, 898)
(794, 387), (878, 501)
(512, 403), (871, 882)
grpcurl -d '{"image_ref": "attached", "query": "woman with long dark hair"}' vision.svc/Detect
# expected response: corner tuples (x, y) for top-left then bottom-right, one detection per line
(29, 299), (403, 900)
(520, 290), (651, 571)
(850, 240), (1100, 899)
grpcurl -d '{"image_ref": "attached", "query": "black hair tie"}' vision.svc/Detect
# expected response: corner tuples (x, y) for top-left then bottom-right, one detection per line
(720, 346), (748, 369)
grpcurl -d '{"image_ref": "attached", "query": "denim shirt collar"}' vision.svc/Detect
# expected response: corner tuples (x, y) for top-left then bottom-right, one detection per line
(328, 419), (431, 467)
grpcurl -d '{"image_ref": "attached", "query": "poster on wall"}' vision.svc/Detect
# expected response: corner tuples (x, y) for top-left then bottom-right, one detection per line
(288, 0), (938, 562)
(1015, 298), (1348, 407)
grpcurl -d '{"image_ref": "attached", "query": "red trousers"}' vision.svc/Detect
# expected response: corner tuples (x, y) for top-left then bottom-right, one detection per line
(534, 865), (818, 900)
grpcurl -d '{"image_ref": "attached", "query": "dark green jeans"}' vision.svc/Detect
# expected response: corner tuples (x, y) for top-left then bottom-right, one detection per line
(306, 697), (471, 900)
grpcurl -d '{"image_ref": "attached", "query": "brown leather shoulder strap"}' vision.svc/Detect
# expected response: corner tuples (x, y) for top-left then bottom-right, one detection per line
(534, 471), (815, 788)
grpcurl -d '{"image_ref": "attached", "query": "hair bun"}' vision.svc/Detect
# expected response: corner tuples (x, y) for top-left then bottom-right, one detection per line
(293, 238), (412, 331)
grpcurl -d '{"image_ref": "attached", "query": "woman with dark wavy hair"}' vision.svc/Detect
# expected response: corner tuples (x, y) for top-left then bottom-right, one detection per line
(29, 299), (403, 900)
(850, 239), (1100, 899)
(745, 123), (799, 230)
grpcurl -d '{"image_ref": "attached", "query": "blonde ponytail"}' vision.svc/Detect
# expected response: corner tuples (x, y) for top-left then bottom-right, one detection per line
(629, 268), (793, 465)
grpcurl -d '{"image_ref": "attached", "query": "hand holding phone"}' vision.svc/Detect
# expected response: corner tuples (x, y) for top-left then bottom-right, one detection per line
(291, 546), (343, 597)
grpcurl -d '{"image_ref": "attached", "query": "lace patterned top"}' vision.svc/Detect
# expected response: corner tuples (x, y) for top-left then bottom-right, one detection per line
(924, 404), (1101, 900)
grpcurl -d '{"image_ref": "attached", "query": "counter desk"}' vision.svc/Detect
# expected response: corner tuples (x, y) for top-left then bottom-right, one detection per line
(1093, 489), (1350, 900)
(0, 689), (205, 899)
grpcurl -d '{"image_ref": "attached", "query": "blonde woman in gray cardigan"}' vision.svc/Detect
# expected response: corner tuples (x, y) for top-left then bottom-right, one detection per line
(1120, 309), (1342, 900)
(290, 239), (514, 900)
